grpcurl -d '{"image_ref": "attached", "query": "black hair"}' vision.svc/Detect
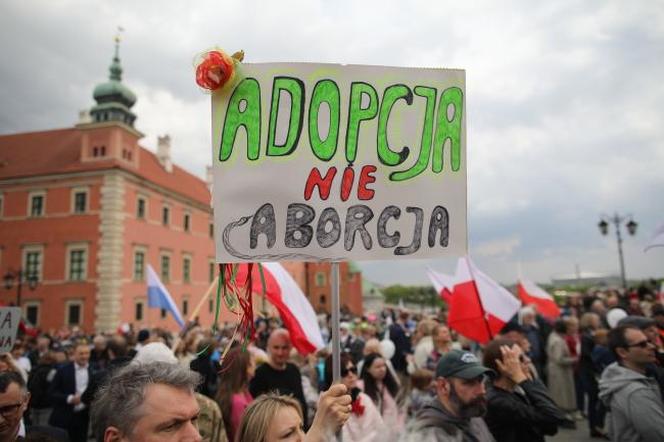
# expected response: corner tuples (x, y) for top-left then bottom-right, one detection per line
(323, 352), (354, 392)
(360, 352), (399, 404)
(608, 325), (640, 361)
(0, 370), (26, 393)
(553, 319), (567, 334)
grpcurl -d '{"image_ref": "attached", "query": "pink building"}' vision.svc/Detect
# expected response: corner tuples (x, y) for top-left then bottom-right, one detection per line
(0, 42), (364, 332)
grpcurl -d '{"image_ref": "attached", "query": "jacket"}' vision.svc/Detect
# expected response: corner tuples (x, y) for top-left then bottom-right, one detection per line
(485, 379), (566, 442)
(598, 362), (664, 442)
(399, 398), (494, 442)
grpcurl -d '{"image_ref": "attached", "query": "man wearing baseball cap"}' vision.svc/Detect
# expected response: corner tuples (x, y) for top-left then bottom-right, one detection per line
(401, 349), (496, 441)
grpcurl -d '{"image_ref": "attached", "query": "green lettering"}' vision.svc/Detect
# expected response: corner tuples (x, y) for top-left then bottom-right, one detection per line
(345, 82), (378, 163)
(308, 80), (340, 161)
(377, 84), (412, 166)
(219, 78), (261, 162)
(432, 87), (463, 172)
(266, 77), (305, 157)
(390, 86), (437, 181)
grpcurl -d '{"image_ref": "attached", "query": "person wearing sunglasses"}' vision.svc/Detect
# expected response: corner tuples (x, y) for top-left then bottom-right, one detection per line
(482, 338), (567, 442)
(599, 325), (664, 442)
(0, 371), (30, 441)
(324, 353), (383, 442)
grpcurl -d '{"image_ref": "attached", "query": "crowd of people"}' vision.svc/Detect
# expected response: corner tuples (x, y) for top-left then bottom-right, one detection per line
(1, 284), (664, 441)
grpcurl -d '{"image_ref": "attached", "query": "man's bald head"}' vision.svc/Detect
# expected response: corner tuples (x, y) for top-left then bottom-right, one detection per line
(267, 328), (292, 369)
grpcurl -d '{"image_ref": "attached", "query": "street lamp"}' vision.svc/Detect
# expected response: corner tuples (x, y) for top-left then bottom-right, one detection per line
(598, 213), (638, 289)
(3, 269), (38, 307)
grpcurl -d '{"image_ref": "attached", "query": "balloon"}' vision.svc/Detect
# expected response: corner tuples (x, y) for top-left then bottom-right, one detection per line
(607, 308), (628, 328)
(379, 339), (395, 360)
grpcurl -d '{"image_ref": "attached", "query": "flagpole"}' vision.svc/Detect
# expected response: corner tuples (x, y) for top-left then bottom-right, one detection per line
(331, 261), (343, 442)
(188, 277), (219, 322)
(465, 257), (493, 341)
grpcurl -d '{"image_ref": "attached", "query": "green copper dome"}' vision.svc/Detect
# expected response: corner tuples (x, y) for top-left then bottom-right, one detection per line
(90, 37), (137, 127)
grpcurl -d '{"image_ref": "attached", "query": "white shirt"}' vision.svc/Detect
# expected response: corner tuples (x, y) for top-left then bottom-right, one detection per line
(68, 363), (89, 412)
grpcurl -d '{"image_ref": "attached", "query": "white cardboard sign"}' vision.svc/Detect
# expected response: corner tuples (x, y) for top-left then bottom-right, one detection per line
(211, 63), (467, 262)
(0, 307), (21, 353)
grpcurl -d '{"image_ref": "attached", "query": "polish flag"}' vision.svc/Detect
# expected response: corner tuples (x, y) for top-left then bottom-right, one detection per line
(448, 257), (521, 344)
(517, 278), (561, 319)
(426, 267), (454, 302)
(235, 262), (324, 355)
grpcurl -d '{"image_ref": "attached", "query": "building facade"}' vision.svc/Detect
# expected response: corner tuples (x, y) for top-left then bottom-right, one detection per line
(0, 42), (362, 332)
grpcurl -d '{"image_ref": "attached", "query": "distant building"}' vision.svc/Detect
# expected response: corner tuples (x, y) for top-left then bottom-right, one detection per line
(0, 41), (362, 332)
(362, 279), (385, 313)
(551, 272), (622, 287)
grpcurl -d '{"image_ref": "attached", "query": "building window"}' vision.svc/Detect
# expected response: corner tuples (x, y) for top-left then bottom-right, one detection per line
(73, 190), (87, 213)
(184, 213), (191, 232)
(315, 272), (326, 287)
(68, 249), (86, 281)
(319, 295), (326, 305)
(66, 302), (82, 326)
(100, 145), (106, 156)
(134, 251), (145, 281)
(209, 223), (214, 238)
(93, 146), (99, 157)
(209, 299), (214, 313)
(160, 309), (167, 319)
(137, 197), (146, 219)
(160, 255), (170, 282)
(182, 299), (189, 316)
(135, 302), (144, 321)
(209, 261), (216, 283)
(24, 249), (42, 281)
(183, 257), (191, 283)
(162, 206), (170, 226)
(29, 193), (44, 217)
(25, 303), (39, 326)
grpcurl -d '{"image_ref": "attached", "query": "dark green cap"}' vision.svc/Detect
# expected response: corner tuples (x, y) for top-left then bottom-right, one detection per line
(436, 349), (494, 380)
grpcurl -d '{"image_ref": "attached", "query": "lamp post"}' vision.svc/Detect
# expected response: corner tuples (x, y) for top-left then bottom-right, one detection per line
(3, 269), (38, 307)
(598, 213), (638, 289)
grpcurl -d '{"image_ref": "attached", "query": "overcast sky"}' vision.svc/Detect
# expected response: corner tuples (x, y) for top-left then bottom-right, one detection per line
(1, 0), (663, 286)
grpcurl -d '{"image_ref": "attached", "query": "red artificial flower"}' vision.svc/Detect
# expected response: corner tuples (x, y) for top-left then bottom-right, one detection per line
(351, 397), (365, 416)
(195, 50), (235, 91)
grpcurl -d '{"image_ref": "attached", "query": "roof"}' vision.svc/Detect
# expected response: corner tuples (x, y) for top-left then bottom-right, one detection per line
(0, 127), (210, 206)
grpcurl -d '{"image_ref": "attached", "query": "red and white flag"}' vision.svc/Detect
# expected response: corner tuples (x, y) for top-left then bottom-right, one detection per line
(447, 257), (521, 344)
(236, 262), (324, 355)
(426, 267), (455, 302)
(517, 278), (561, 319)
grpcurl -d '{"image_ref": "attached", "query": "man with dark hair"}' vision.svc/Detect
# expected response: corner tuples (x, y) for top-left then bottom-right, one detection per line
(92, 361), (202, 442)
(401, 349), (495, 441)
(0, 371), (30, 441)
(599, 325), (664, 441)
(483, 338), (566, 442)
(48, 342), (93, 442)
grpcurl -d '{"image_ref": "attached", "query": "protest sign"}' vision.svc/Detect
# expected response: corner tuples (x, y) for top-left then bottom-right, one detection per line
(0, 307), (21, 353)
(211, 62), (467, 262)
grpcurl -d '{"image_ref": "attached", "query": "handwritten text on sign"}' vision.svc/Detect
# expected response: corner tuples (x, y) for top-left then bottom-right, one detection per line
(212, 63), (467, 262)
(0, 307), (21, 353)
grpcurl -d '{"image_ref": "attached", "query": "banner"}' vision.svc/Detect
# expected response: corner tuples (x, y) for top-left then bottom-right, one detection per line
(212, 62), (467, 262)
(0, 307), (21, 352)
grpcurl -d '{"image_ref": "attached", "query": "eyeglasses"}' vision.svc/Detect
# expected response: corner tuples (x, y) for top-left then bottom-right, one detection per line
(341, 365), (357, 377)
(0, 402), (23, 418)
(626, 340), (652, 349)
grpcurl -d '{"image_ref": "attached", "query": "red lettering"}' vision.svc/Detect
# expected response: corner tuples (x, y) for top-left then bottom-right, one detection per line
(304, 167), (337, 200)
(340, 166), (354, 201)
(357, 165), (377, 200)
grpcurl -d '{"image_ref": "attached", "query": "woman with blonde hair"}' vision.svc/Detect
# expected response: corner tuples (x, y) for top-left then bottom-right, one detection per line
(236, 384), (351, 442)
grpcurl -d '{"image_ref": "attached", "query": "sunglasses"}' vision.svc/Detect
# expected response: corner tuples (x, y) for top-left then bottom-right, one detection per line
(626, 340), (652, 349)
(341, 365), (358, 377)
